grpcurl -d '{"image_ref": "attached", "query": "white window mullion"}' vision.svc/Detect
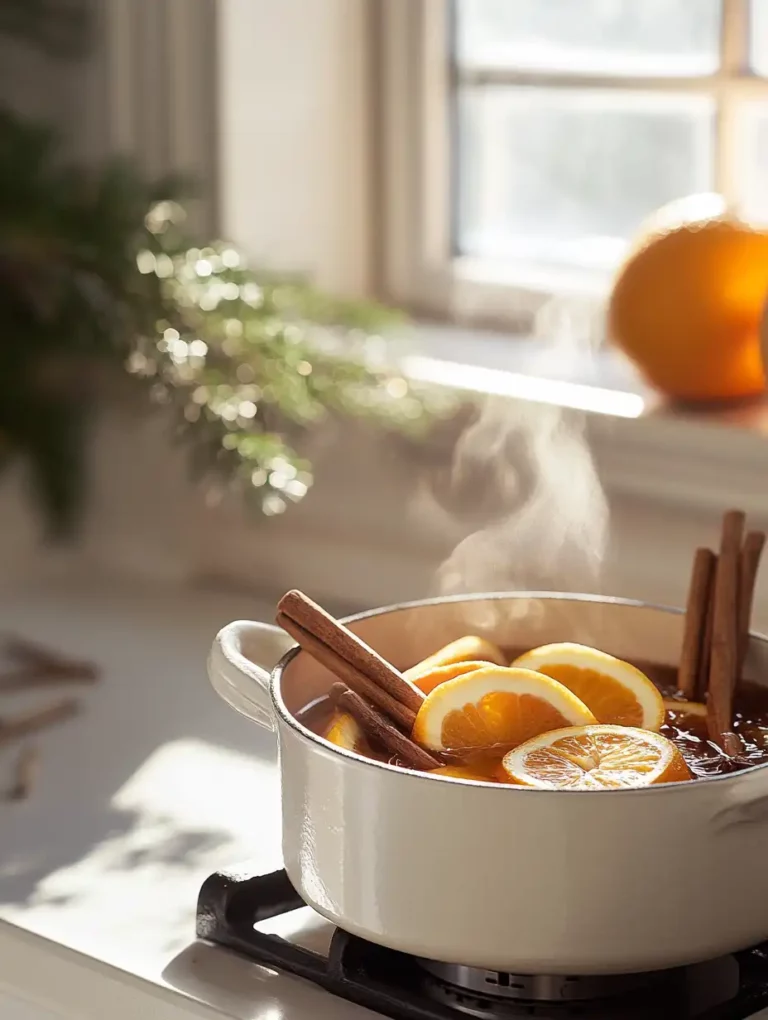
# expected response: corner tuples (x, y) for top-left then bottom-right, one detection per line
(717, 0), (751, 197)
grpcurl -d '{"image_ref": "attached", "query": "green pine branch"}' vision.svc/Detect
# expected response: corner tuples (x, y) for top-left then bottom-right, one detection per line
(0, 109), (448, 536)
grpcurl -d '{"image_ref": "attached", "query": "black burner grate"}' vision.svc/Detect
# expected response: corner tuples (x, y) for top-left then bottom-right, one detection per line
(196, 866), (768, 1020)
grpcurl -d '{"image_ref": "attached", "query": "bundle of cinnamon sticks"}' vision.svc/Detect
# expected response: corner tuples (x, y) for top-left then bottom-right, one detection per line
(277, 590), (440, 769)
(677, 510), (765, 756)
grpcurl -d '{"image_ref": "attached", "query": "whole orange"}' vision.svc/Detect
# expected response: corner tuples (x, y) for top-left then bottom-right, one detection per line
(608, 195), (768, 402)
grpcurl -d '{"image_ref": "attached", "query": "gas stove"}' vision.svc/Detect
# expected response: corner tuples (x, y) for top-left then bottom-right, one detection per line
(196, 865), (768, 1020)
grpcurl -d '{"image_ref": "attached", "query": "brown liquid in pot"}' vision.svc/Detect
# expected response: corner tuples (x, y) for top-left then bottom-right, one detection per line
(296, 656), (768, 782)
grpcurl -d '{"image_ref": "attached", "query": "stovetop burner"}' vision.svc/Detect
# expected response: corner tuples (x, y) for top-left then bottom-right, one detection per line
(418, 959), (654, 1002)
(196, 865), (768, 1019)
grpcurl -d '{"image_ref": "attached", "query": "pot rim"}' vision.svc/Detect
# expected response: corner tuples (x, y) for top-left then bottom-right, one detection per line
(271, 591), (768, 795)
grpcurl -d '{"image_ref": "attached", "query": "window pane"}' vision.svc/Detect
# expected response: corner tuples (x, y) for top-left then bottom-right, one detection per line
(456, 0), (722, 76)
(751, 0), (768, 74)
(456, 88), (715, 272)
(737, 104), (768, 223)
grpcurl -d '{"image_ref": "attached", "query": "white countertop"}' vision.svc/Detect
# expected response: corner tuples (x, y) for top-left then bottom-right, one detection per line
(0, 573), (380, 1019)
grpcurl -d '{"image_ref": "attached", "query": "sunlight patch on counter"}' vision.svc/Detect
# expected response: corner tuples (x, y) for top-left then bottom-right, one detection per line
(0, 740), (279, 975)
(111, 737), (276, 824)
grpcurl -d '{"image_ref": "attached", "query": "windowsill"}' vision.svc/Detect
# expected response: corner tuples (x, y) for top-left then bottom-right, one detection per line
(407, 320), (768, 434)
(403, 321), (768, 515)
(404, 322), (649, 417)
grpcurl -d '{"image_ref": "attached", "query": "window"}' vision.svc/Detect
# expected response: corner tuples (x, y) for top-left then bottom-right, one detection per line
(379, 0), (768, 330)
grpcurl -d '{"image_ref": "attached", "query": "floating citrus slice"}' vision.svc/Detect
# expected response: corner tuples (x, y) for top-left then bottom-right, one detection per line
(410, 660), (490, 695)
(324, 711), (363, 751)
(404, 636), (506, 682)
(512, 643), (664, 731)
(411, 666), (597, 752)
(663, 698), (707, 718)
(429, 765), (496, 783)
(501, 724), (692, 789)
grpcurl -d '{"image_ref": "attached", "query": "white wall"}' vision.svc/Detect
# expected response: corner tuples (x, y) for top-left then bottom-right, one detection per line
(0, 0), (107, 164)
(218, 0), (372, 294)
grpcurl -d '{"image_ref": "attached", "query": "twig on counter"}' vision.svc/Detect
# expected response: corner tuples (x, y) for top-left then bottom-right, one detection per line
(3, 634), (99, 684)
(7, 745), (40, 801)
(0, 665), (96, 691)
(0, 697), (80, 747)
(0, 637), (99, 803)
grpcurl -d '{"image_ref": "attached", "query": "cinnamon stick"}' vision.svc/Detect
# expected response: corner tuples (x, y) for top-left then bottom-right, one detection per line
(696, 559), (717, 701)
(276, 611), (416, 730)
(0, 698), (80, 747)
(738, 530), (766, 675)
(277, 591), (424, 712)
(707, 510), (745, 749)
(330, 683), (439, 771)
(678, 547), (716, 699)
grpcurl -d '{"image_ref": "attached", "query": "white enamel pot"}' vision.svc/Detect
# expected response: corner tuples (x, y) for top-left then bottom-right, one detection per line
(208, 593), (768, 975)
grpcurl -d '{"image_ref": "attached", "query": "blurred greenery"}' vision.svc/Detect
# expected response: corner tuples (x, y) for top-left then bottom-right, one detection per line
(0, 111), (445, 535)
(0, 0), (446, 537)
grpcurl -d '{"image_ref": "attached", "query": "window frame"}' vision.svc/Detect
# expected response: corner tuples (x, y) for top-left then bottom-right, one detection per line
(377, 0), (768, 333)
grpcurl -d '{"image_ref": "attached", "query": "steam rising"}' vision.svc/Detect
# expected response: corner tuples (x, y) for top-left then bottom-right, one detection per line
(434, 399), (607, 597)
(429, 307), (609, 601)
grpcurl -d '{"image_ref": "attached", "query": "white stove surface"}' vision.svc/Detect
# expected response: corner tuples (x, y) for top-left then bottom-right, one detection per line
(0, 573), (381, 1019)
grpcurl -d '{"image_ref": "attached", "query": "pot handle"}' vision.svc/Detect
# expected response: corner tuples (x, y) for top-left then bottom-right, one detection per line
(711, 767), (768, 830)
(208, 620), (295, 731)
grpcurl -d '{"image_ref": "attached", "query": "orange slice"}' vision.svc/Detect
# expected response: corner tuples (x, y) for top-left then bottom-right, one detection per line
(324, 711), (363, 751)
(410, 660), (490, 695)
(404, 636), (506, 682)
(663, 698), (707, 718)
(512, 643), (664, 731)
(429, 765), (497, 783)
(411, 666), (597, 752)
(501, 725), (692, 789)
